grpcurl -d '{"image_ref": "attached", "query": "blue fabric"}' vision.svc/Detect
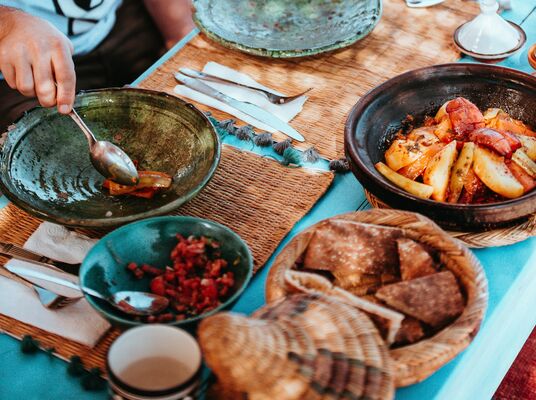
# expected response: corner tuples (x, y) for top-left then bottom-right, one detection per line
(1, 4), (536, 399)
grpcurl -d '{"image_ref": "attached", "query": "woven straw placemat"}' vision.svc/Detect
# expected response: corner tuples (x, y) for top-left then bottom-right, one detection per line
(0, 145), (333, 371)
(139, 0), (478, 160)
(364, 191), (536, 248)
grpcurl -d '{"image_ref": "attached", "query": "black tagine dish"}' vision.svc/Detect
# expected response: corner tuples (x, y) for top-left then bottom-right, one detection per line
(344, 63), (536, 231)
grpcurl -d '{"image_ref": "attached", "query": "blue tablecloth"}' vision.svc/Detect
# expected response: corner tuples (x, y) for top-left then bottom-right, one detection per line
(1, 3), (535, 399)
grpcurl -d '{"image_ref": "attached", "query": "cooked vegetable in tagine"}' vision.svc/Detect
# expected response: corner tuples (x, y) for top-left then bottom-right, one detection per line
(376, 97), (536, 203)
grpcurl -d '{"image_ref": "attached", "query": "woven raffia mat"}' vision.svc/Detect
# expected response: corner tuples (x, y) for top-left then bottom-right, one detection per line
(364, 191), (536, 248)
(138, 0), (478, 160)
(0, 145), (333, 371)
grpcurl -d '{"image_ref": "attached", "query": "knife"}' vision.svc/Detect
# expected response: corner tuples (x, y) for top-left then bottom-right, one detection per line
(175, 73), (305, 142)
(5, 261), (82, 299)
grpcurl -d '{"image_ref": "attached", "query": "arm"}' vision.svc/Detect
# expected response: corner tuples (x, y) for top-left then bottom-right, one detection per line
(0, 6), (76, 113)
(143, 0), (195, 49)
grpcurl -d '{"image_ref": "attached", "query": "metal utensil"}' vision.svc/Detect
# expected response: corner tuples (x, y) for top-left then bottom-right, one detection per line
(0, 244), (78, 308)
(69, 108), (139, 186)
(7, 263), (169, 316)
(175, 73), (305, 142)
(0, 242), (80, 274)
(179, 68), (312, 104)
(406, 0), (445, 7)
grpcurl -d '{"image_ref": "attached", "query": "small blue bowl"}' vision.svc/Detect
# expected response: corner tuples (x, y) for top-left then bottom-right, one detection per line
(79, 216), (253, 330)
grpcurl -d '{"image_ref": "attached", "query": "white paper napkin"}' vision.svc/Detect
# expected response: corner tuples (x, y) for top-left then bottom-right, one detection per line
(174, 61), (308, 133)
(0, 222), (111, 347)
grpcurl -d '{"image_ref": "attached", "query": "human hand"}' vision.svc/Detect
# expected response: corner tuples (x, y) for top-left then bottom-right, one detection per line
(0, 7), (76, 114)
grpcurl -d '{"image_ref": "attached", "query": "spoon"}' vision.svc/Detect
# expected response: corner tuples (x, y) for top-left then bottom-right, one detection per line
(68, 108), (139, 186)
(5, 263), (169, 316)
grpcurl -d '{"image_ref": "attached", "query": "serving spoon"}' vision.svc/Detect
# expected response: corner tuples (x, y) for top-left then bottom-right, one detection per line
(6, 263), (169, 316)
(68, 108), (139, 186)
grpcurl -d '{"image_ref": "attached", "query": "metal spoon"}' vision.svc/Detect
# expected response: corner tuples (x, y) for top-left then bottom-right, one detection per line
(5, 264), (169, 316)
(68, 108), (139, 186)
(179, 68), (312, 105)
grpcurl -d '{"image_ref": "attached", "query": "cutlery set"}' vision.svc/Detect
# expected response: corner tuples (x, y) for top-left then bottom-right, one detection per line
(0, 242), (82, 309)
(0, 242), (171, 316)
(174, 68), (307, 142)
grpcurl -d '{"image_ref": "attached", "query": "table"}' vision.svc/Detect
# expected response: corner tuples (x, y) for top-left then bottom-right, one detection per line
(1, 4), (535, 399)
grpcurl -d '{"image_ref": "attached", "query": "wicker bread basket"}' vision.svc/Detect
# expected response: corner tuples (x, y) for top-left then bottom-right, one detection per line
(266, 209), (488, 387)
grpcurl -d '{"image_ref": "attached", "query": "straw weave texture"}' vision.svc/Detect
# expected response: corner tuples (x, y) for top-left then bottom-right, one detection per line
(0, 145), (332, 371)
(266, 209), (488, 386)
(138, 0), (478, 159)
(365, 190), (536, 248)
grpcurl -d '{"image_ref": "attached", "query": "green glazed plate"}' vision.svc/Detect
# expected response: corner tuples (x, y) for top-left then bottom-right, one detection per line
(80, 216), (253, 330)
(0, 88), (220, 228)
(192, 0), (382, 58)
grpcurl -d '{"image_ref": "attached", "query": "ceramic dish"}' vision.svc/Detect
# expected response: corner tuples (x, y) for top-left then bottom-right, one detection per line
(0, 88), (220, 228)
(192, 0), (382, 58)
(79, 216), (253, 329)
(453, 21), (526, 61)
(344, 63), (536, 230)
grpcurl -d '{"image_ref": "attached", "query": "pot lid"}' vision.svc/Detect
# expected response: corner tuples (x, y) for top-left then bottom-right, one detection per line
(457, 0), (522, 55)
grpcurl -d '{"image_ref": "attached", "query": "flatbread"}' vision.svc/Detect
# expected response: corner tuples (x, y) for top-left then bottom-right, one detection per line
(393, 317), (425, 346)
(396, 238), (437, 281)
(284, 270), (404, 345)
(303, 220), (403, 289)
(375, 271), (464, 328)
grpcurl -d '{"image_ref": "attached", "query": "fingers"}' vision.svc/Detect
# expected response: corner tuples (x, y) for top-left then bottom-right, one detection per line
(33, 58), (56, 108)
(14, 58), (35, 97)
(1, 64), (16, 89)
(52, 44), (75, 114)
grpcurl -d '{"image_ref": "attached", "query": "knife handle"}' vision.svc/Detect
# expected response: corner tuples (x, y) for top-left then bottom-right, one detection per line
(175, 73), (231, 103)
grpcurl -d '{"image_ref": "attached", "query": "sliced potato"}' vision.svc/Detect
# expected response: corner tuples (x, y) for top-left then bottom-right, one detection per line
(515, 134), (536, 161)
(375, 162), (434, 199)
(483, 108), (501, 124)
(448, 142), (475, 203)
(512, 149), (536, 178)
(435, 101), (450, 122)
(398, 142), (445, 180)
(384, 139), (423, 171)
(507, 160), (536, 193)
(473, 146), (524, 199)
(407, 127), (440, 146)
(496, 117), (536, 137)
(423, 141), (458, 202)
(433, 118), (452, 142)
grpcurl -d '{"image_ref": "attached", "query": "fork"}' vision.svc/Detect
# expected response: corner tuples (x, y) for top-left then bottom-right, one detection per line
(178, 68), (312, 105)
(405, 0), (445, 7)
(0, 243), (80, 308)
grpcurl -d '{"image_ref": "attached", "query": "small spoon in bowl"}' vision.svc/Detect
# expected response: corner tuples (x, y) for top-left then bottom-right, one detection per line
(68, 108), (139, 186)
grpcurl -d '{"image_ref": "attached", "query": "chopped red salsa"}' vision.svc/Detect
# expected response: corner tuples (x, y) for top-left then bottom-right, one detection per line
(126, 234), (236, 323)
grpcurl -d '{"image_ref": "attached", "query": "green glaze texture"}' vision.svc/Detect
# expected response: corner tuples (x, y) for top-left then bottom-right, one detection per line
(193, 0), (382, 58)
(79, 216), (253, 330)
(0, 88), (221, 228)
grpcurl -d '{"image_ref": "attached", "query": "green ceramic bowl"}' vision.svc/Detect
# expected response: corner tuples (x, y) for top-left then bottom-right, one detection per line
(79, 216), (253, 330)
(192, 0), (382, 58)
(0, 88), (220, 228)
